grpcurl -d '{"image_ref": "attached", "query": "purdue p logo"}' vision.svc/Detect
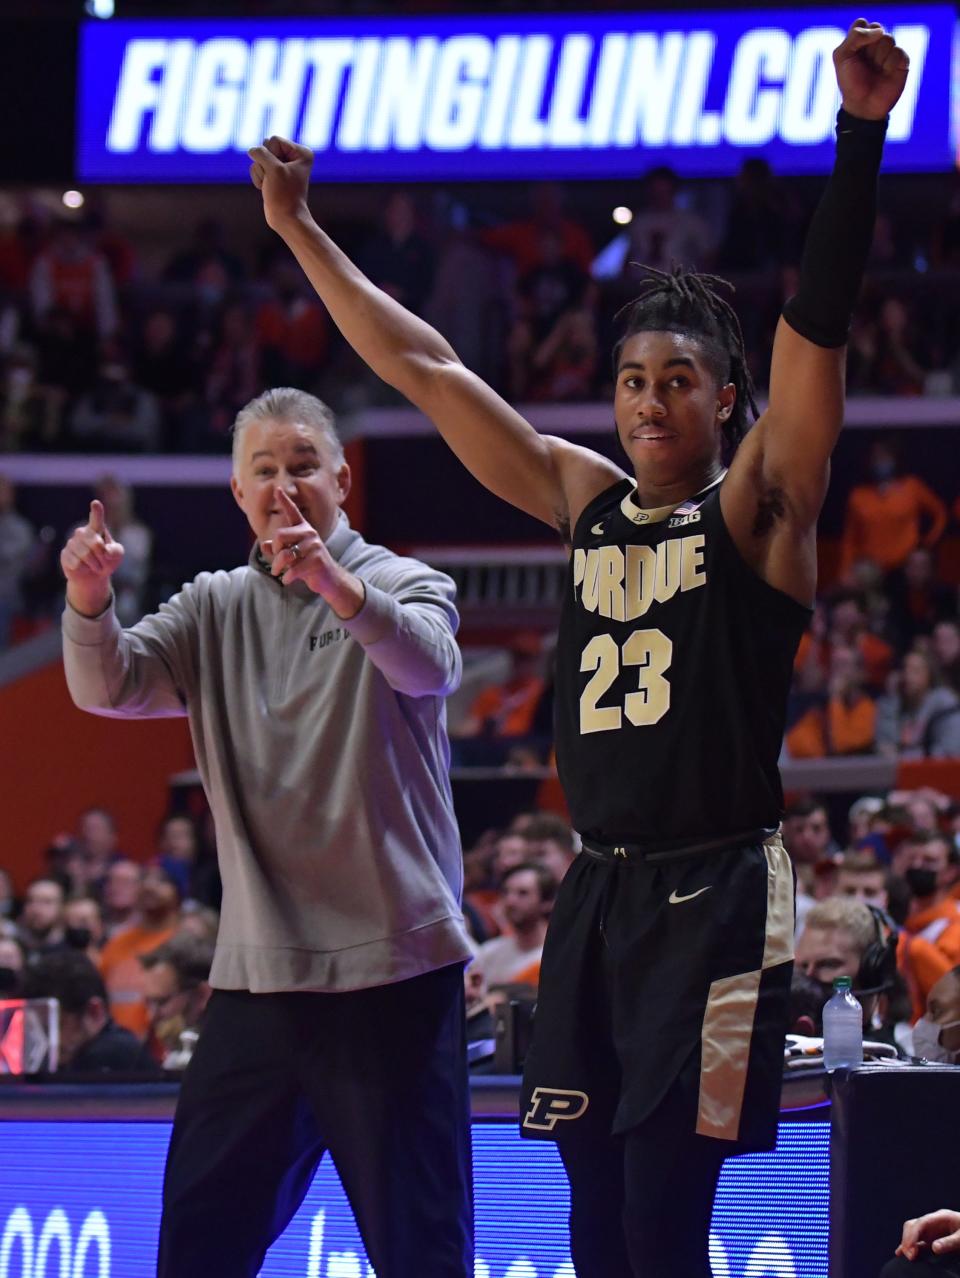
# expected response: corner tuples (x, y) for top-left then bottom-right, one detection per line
(522, 1087), (589, 1132)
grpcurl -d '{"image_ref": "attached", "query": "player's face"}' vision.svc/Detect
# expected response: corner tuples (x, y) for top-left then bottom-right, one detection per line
(231, 419), (350, 552)
(613, 331), (734, 488)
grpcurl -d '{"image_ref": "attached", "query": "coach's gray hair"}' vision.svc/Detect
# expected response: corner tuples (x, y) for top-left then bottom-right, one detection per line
(231, 388), (344, 471)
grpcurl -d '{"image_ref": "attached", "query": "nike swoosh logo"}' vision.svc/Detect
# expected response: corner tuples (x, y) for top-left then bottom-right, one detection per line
(668, 886), (712, 905)
(590, 522), (605, 536)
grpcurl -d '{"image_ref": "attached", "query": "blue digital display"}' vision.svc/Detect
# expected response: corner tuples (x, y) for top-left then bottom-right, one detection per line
(0, 1119), (829, 1276)
(76, 8), (955, 183)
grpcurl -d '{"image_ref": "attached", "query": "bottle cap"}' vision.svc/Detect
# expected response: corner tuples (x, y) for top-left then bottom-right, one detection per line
(833, 976), (853, 991)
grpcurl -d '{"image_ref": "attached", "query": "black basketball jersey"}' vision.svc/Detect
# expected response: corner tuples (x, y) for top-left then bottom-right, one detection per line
(555, 475), (811, 849)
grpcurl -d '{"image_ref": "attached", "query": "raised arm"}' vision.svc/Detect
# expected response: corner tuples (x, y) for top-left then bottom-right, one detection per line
(248, 140), (623, 537)
(722, 21), (909, 604)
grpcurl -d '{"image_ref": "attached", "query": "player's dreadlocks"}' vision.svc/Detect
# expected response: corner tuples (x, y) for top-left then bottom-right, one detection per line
(613, 264), (759, 455)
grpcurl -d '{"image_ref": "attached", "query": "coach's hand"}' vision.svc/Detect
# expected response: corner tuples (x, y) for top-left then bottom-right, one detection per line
(60, 500), (124, 618)
(895, 1209), (960, 1261)
(262, 489), (365, 619)
(834, 19), (909, 120)
(248, 136), (314, 232)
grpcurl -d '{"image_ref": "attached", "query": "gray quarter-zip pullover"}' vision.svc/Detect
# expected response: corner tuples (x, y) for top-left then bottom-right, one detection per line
(62, 512), (473, 992)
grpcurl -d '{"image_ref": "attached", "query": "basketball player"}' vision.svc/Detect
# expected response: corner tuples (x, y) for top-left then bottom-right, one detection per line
(250, 20), (908, 1276)
(61, 389), (474, 1276)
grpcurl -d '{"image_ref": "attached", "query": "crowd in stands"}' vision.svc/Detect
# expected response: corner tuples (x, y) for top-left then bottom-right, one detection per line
(0, 806), (218, 1074)
(3, 781), (960, 1074)
(1, 161), (960, 454)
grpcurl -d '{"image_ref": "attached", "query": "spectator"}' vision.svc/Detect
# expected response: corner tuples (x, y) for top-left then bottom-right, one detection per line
(876, 650), (960, 758)
(480, 182), (594, 277)
(523, 813), (577, 885)
(140, 933), (214, 1069)
(782, 796), (839, 933)
(786, 642), (877, 758)
(155, 814), (204, 901)
(839, 440), (947, 579)
(899, 831), (960, 970)
(794, 896), (902, 1049)
(507, 231), (592, 400)
(16, 878), (66, 956)
(98, 865), (181, 1039)
(455, 632), (546, 742)
(717, 157), (793, 272)
(23, 950), (157, 1074)
(131, 309), (203, 450)
(176, 903), (220, 946)
(70, 356), (161, 452)
(164, 218), (245, 294)
(29, 221), (118, 341)
(621, 167), (713, 275)
(95, 476), (153, 626)
(0, 867), (15, 921)
(0, 344), (63, 450)
(912, 965), (960, 1065)
(932, 619), (960, 694)
(526, 286), (598, 402)
(255, 259), (329, 389)
(0, 935), (25, 996)
(0, 473), (37, 648)
(358, 192), (435, 317)
(828, 590), (894, 692)
(836, 851), (892, 910)
(474, 862), (556, 990)
(74, 805), (121, 884)
(101, 858), (142, 937)
(63, 895), (104, 961)
(204, 302), (261, 438)
(886, 547), (956, 648)
(869, 297), (928, 396)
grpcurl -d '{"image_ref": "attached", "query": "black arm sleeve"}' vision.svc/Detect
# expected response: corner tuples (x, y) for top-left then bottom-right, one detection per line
(782, 109), (888, 349)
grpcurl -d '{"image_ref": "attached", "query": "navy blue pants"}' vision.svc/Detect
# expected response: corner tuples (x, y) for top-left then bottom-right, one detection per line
(157, 965), (473, 1278)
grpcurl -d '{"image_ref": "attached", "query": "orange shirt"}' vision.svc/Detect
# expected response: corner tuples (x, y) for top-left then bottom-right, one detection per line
(98, 923), (177, 1039)
(840, 476), (947, 575)
(468, 677), (546, 737)
(898, 930), (952, 1022)
(827, 695), (876, 754)
(904, 898), (960, 969)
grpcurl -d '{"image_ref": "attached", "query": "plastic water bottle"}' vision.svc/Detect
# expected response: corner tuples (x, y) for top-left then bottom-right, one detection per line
(822, 976), (863, 1071)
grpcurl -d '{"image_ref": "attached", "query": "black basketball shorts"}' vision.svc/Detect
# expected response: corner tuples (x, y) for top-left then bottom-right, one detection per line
(520, 832), (794, 1154)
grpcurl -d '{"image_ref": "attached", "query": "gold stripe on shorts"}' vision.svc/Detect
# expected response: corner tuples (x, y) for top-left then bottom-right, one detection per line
(696, 832), (795, 1141)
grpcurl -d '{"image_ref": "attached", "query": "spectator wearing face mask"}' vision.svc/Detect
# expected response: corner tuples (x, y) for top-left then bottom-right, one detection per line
(899, 832), (960, 968)
(912, 964), (960, 1064)
(63, 895), (104, 962)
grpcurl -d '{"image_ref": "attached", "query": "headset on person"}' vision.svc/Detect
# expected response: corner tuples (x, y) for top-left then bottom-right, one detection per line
(854, 903), (900, 998)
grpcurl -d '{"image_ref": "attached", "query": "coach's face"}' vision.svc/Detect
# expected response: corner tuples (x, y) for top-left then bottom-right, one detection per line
(231, 419), (350, 554)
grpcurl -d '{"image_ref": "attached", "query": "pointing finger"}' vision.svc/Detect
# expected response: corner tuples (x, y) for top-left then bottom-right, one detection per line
(274, 487), (304, 520)
(89, 500), (106, 535)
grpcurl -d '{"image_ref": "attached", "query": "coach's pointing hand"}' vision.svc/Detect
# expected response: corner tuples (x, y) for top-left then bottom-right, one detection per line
(262, 488), (365, 619)
(61, 500), (125, 618)
(834, 19), (910, 120)
(248, 136), (314, 233)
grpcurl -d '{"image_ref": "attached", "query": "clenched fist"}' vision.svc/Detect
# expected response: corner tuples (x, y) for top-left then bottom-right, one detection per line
(61, 499), (124, 617)
(834, 19), (910, 121)
(248, 136), (315, 232)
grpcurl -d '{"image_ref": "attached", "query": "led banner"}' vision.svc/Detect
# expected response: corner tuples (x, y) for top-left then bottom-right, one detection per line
(76, 8), (954, 183)
(0, 1120), (829, 1276)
